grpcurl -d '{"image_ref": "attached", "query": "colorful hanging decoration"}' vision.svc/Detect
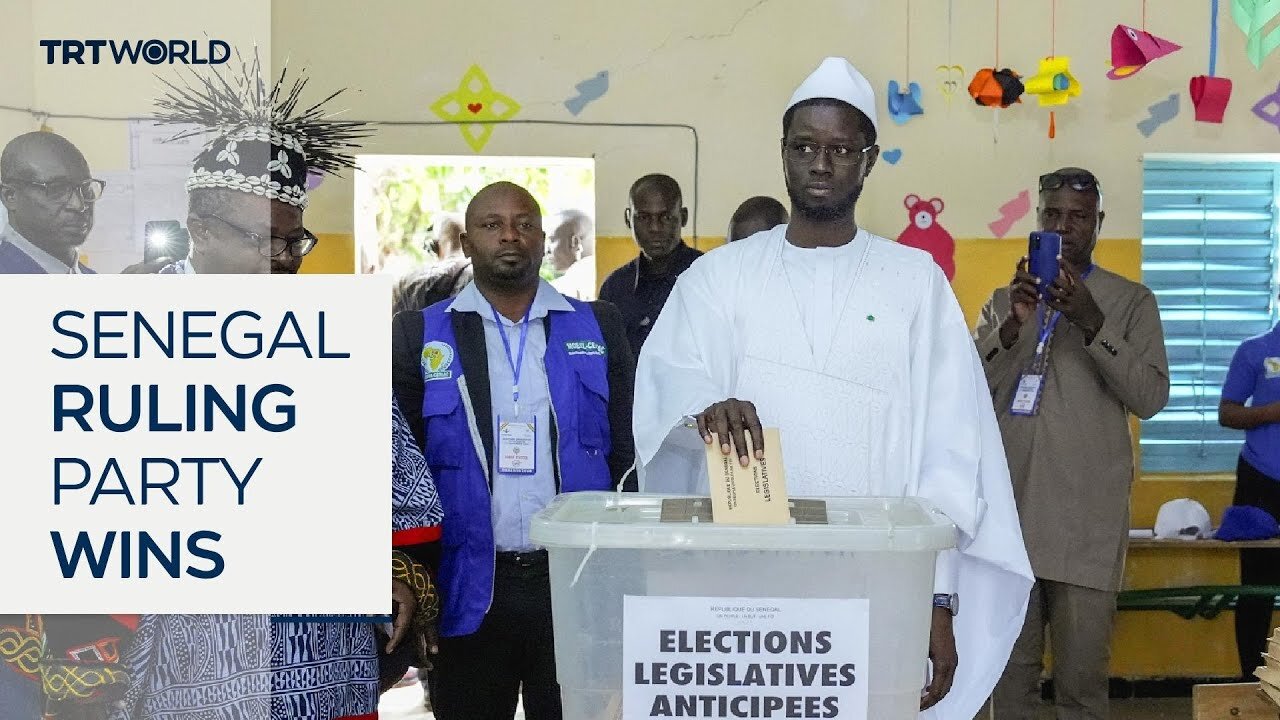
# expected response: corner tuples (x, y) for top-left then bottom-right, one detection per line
(936, 65), (966, 107)
(1107, 25), (1183, 79)
(969, 68), (1024, 107)
(1026, 56), (1081, 106)
(1231, 0), (1280, 69)
(1191, 0), (1233, 123)
(887, 81), (925, 124)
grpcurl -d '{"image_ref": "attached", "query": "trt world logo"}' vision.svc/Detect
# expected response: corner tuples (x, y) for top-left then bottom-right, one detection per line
(40, 39), (230, 65)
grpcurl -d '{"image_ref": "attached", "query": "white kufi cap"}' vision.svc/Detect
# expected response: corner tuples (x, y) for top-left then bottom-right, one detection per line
(786, 57), (879, 135)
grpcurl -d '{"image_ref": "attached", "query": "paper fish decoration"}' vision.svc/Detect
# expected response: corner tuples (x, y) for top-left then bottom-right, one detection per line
(1137, 93), (1181, 137)
(1190, 75), (1233, 122)
(1025, 56), (1081, 106)
(887, 80), (925, 125)
(988, 190), (1032, 238)
(969, 68), (1025, 108)
(1107, 24), (1183, 79)
(565, 70), (608, 116)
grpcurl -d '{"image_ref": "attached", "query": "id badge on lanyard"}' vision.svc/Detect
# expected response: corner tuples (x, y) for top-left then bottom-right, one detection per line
(493, 305), (537, 474)
(1010, 264), (1094, 417)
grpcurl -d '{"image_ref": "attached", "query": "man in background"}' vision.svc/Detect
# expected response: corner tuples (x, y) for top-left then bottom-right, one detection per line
(393, 212), (473, 314)
(546, 208), (596, 300)
(393, 181), (635, 719)
(0, 131), (100, 273)
(1219, 299), (1280, 677)
(726, 195), (788, 242)
(979, 167), (1170, 719)
(598, 173), (700, 355)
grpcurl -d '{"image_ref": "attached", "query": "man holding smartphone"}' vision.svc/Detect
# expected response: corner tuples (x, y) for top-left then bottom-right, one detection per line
(975, 167), (1170, 719)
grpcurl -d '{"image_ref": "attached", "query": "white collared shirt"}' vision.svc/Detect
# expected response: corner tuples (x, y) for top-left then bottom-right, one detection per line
(0, 224), (81, 274)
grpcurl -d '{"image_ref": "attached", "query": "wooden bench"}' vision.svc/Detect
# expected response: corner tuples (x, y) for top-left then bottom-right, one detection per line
(1192, 683), (1280, 719)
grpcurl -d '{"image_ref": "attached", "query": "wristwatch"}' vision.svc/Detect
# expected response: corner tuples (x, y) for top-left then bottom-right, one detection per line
(933, 593), (959, 617)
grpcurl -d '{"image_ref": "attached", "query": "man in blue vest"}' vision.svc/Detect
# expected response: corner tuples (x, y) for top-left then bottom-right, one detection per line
(392, 181), (636, 720)
(0, 132), (100, 274)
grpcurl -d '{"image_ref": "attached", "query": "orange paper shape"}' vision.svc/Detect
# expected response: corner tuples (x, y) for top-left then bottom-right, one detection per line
(969, 68), (1024, 108)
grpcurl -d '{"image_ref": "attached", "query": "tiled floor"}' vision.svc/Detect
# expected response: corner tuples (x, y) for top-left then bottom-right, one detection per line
(378, 685), (1190, 719)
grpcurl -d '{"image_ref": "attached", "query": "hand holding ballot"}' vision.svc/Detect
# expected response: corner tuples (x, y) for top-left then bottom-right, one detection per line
(695, 397), (765, 466)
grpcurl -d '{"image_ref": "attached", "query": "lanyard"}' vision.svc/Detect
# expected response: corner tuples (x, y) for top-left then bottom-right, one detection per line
(1034, 264), (1095, 360)
(492, 305), (532, 415)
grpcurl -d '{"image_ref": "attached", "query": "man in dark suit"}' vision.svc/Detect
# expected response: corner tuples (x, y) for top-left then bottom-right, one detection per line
(392, 181), (634, 720)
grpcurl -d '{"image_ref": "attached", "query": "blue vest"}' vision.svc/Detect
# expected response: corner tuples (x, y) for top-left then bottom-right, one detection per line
(420, 299), (614, 637)
(0, 240), (95, 274)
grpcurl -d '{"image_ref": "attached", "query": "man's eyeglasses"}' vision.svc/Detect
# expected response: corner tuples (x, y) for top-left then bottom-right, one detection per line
(204, 214), (318, 258)
(1039, 172), (1101, 193)
(3, 178), (106, 205)
(785, 141), (874, 167)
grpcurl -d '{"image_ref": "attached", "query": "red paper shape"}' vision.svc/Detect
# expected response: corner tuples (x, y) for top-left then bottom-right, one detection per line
(1107, 24), (1182, 79)
(897, 195), (955, 281)
(467, 102), (484, 113)
(1190, 75), (1232, 123)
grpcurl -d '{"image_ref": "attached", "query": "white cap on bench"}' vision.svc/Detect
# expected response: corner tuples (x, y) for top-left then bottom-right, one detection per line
(1154, 498), (1212, 540)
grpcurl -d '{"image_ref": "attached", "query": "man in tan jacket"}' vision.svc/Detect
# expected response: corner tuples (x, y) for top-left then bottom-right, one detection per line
(977, 167), (1170, 720)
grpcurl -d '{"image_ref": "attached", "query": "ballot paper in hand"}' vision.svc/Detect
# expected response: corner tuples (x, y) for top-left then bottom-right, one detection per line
(705, 427), (790, 525)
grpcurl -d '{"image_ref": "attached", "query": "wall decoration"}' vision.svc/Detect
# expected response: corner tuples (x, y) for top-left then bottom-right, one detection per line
(882, 148), (904, 165)
(970, 68), (1024, 108)
(887, 81), (925, 124)
(1137, 94), (1181, 136)
(1253, 82), (1280, 130)
(1026, 56), (1081, 106)
(897, 194), (955, 281)
(1191, 76), (1233, 122)
(565, 71), (609, 116)
(430, 64), (522, 152)
(988, 190), (1032, 238)
(1231, 0), (1280, 69)
(889, 0), (925, 125)
(1027, 0), (1077, 138)
(1107, 24), (1182, 79)
(936, 65), (966, 107)
(1192, 0), (1233, 122)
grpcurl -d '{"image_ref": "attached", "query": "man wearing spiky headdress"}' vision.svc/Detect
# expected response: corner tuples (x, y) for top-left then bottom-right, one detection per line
(112, 55), (443, 720)
(144, 51), (368, 275)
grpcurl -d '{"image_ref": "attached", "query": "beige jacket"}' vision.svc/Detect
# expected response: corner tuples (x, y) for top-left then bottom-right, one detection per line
(975, 266), (1170, 591)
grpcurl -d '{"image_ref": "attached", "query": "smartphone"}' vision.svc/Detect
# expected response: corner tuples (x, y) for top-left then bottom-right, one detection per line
(1028, 231), (1062, 299)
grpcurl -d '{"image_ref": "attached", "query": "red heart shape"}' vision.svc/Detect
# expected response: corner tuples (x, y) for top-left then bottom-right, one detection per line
(467, 102), (483, 114)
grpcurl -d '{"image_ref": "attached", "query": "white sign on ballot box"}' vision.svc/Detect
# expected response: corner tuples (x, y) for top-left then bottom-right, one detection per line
(622, 596), (870, 719)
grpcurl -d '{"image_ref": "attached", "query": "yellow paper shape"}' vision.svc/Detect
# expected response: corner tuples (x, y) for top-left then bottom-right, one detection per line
(430, 65), (522, 152)
(1024, 56), (1081, 106)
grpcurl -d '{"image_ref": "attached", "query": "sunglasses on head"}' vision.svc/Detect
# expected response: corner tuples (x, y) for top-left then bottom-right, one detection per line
(1039, 172), (1101, 193)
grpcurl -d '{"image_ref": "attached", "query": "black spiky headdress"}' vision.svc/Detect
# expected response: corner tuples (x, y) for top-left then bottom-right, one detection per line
(152, 49), (371, 209)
